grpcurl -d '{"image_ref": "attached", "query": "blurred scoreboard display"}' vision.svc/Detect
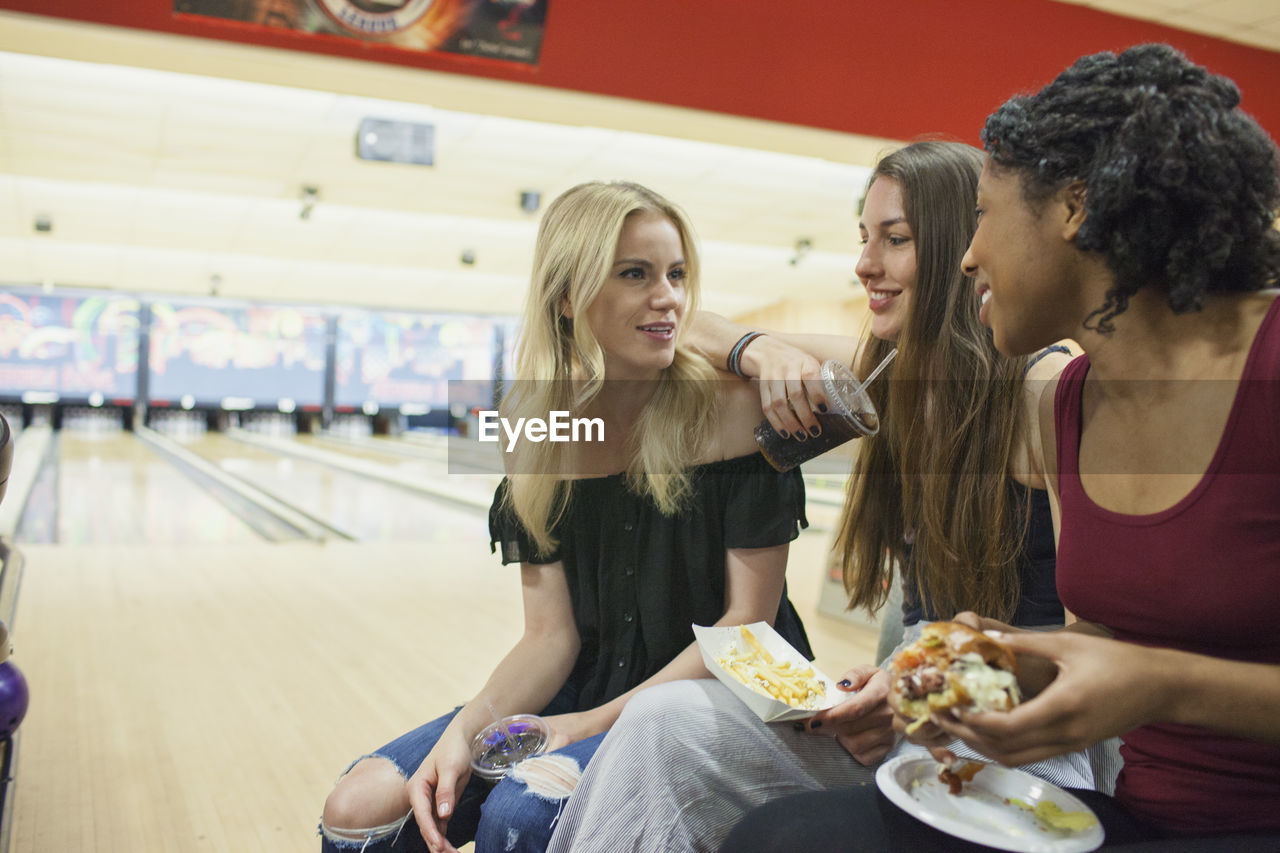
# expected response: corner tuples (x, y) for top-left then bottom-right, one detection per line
(0, 289), (140, 402)
(147, 299), (327, 410)
(334, 309), (502, 414)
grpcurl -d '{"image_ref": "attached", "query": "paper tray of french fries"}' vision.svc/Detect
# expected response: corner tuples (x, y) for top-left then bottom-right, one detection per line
(695, 622), (842, 722)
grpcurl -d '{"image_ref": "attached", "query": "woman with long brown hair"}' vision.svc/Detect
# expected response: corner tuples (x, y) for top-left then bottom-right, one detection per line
(544, 141), (1106, 853)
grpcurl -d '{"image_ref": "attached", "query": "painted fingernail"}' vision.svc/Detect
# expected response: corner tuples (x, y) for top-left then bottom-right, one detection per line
(818, 403), (829, 413)
(808, 425), (821, 437)
(793, 721), (805, 731)
(779, 430), (789, 439)
(838, 679), (853, 688)
(809, 720), (823, 730)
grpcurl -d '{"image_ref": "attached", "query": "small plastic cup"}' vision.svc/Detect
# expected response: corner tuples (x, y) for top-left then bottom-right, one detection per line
(469, 714), (550, 782)
(754, 359), (880, 472)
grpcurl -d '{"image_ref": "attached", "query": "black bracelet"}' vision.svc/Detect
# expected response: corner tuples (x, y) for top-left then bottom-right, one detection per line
(727, 331), (766, 378)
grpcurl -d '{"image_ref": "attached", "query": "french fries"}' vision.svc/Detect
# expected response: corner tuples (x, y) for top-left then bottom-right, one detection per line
(715, 626), (828, 709)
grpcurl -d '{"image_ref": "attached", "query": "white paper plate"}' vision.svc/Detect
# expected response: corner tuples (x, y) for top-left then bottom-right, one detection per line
(693, 622), (841, 722)
(874, 755), (1105, 853)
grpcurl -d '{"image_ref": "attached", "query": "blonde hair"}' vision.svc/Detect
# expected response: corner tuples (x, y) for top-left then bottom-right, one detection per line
(503, 181), (719, 552)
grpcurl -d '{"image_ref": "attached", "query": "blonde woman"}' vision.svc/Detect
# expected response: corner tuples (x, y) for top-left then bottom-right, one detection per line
(319, 181), (813, 853)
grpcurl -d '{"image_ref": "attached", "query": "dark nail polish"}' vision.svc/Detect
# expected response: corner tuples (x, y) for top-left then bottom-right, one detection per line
(779, 430), (789, 439)
(808, 425), (820, 437)
(838, 679), (853, 688)
(792, 721), (805, 731)
(809, 720), (823, 730)
(818, 403), (829, 413)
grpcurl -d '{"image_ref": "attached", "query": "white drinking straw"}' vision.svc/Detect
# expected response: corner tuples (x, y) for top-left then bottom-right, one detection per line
(853, 348), (897, 396)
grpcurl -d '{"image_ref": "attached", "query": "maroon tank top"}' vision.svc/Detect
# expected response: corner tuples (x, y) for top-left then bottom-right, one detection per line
(1055, 295), (1280, 833)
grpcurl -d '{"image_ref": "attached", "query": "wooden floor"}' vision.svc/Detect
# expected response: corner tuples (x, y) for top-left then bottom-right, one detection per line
(9, 528), (876, 852)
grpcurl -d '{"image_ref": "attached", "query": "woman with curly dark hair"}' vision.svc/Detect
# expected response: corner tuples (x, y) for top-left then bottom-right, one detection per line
(723, 44), (1280, 851)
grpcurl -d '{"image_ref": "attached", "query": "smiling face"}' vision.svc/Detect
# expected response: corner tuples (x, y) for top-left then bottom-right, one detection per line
(580, 210), (687, 380)
(856, 177), (917, 342)
(963, 160), (1084, 356)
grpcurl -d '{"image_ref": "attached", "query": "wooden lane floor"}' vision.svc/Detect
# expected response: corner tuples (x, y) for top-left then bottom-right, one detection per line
(180, 433), (491, 543)
(9, 539), (525, 853)
(10, 519), (877, 852)
(56, 431), (263, 546)
(291, 434), (502, 506)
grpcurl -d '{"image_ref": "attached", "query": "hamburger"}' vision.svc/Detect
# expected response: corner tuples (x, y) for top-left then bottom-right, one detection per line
(891, 621), (1021, 733)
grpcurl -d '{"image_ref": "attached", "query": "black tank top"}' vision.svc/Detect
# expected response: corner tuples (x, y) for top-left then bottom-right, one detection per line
(900, 481), (1063, 627)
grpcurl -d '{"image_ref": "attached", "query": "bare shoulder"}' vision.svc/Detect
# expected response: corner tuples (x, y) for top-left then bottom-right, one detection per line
(1029, 344), (1078, 485)
(1009, 342), (1078, 489)
(1023, 343), (1078, 424)
(708, 372), (767, 461)
(1023, 340), (1080, 384)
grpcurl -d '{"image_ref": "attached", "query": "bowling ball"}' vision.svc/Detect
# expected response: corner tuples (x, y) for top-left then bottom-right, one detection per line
(0, 662), (28, 738)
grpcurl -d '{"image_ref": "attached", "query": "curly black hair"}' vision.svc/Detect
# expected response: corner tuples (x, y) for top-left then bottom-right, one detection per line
(980, 43), (1280, 333)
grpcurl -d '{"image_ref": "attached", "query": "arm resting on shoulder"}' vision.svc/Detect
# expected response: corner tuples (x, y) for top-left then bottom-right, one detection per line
(689, 311), (858, 377)
(689, 311), (860, 438)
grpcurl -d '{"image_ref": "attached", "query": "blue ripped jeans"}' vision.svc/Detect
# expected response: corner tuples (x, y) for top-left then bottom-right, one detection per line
(321, 688), (605, 853)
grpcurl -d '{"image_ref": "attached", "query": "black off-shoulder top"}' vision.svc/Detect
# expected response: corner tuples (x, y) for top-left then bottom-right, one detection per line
(490, 452), (813, 711)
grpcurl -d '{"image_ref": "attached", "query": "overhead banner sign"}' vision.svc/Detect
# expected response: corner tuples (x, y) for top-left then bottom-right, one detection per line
(174, 0), (547, 67)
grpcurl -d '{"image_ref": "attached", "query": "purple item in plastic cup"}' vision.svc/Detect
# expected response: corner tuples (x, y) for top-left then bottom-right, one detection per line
(469, 714), (550, 782)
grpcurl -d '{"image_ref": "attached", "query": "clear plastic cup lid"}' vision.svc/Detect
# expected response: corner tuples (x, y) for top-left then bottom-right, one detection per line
(821, 360), (880, 436)
(469, 714), (550, 780)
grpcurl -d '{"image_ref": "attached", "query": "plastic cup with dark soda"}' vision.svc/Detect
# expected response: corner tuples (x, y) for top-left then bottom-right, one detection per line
(469, 714), (550, 783)
(754, 359), (880, 472)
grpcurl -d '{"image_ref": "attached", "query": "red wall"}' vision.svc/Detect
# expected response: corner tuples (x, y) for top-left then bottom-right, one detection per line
(2, 0), (1278, 143)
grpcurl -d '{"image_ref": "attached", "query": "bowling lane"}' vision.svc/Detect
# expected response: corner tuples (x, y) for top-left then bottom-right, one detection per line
(57, 431), (264, 546)
(184, 432), (490, 542)
(294, 434), (502, 506)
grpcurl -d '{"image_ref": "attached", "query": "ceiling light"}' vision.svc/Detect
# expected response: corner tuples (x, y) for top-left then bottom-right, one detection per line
(789, 238), (812, 266)
(299, 185), (320, 221)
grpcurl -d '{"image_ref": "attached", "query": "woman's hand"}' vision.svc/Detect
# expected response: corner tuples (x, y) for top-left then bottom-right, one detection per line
(930, 630), (1172, 766)
(948, 610), (1013, 635)
(803, 665), (899, 765)
(885, 613), (1029, 765)
(406, 732), (474, 853)
(949, 611), (1058, 698)
(741, 335), (828, 440)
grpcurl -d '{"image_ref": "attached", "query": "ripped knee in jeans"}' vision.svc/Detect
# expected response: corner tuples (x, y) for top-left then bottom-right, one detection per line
(509, 753), (582, 800)
(320, 755), (414, 850)
(318, 811), (412, 850)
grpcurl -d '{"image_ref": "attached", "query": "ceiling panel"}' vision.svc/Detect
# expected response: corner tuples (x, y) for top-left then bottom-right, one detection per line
(0, 47), (879, 317)
(1053, 0), (1280, 50)
(3, 1), (1270, 320)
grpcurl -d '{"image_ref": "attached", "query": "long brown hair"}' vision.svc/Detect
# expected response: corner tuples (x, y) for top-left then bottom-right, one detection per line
(838, 142), (1031, 622)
